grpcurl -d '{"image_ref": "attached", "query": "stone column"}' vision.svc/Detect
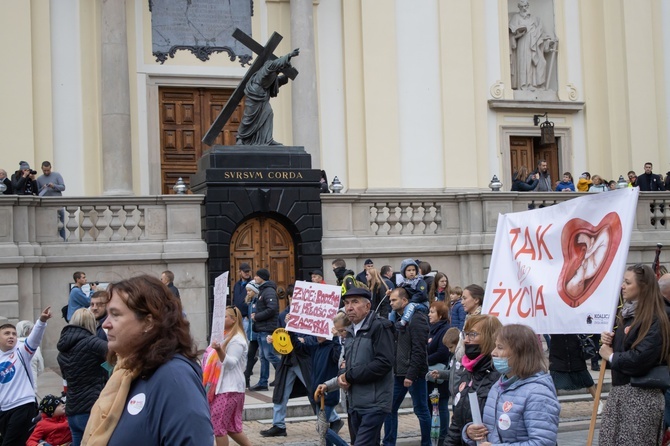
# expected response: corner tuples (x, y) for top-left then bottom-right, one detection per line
(290, 0), (321, 168)
(101, 0), (133, 195)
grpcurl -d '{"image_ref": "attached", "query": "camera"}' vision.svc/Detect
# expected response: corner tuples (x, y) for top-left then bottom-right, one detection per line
(28, 169), (37, 175)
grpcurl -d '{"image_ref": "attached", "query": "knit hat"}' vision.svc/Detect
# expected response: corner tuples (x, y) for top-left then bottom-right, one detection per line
(39, 394), (63, 418)
(245, 281), (259, 294)
(19, 161), (30, 170)
(256, 268), (270, 281)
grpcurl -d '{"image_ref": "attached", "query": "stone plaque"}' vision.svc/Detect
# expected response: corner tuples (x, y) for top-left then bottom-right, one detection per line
(150, 0), (253, 64)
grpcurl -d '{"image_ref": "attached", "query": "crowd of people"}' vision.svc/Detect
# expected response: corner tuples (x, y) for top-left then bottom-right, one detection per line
(0, 161), (65, 197)
(1, 257), (669, 445)
(512, 160), (669, 192)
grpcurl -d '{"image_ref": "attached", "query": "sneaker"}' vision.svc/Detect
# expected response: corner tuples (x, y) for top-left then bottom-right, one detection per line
(249, 384), (269, 391)
(260, 425), (287, 437)
(330, 419), (344, 434)
(597, 400), (604, 415)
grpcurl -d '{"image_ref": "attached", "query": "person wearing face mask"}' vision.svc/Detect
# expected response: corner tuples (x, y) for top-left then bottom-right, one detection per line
(463, 324), (560, 446)
(444, 315), (501, 446)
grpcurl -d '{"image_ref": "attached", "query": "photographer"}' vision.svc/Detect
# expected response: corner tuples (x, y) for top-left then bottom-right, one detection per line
(11, 161), (37, 195)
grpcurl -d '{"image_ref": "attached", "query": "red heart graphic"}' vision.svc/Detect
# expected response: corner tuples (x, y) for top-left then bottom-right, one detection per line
(557, 212), (623, 308)
(503, 401), (513, 413)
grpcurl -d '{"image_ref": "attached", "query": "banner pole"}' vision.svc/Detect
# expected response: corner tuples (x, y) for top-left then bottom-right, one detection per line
(586, 364), (607, 446)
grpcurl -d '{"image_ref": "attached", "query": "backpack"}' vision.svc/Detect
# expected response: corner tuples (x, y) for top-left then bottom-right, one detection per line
(61, 304), (69, 322)
(341, 274), (368, 296)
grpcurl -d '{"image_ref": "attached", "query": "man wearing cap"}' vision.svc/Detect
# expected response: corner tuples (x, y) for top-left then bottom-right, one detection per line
(250, 268), (281, 391)
(317, 287), (394, 445)
(11, 161), (37, 195)
(383, 287), (431, 446)
(311, 269), (325, 284)
(355, 259), (375, 285)
(232, 263), (253, 330)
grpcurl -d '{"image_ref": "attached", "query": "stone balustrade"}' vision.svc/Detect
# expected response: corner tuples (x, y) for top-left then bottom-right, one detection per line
(0, 195), (208, 368)
(321, 191), (670, 286)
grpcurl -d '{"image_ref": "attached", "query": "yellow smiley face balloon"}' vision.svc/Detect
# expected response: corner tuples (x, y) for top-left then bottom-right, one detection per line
(272, 328), (293, 355)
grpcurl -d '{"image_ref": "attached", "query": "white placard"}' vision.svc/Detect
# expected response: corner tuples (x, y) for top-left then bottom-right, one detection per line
(210, 271), (229, 344)
(468, 392), (483, 445)
(483, 188), (638, 334)
(285, 280), (341, 340)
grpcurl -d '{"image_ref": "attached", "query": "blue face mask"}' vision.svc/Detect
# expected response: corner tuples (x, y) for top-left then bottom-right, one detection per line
(493, 357), (511, 375)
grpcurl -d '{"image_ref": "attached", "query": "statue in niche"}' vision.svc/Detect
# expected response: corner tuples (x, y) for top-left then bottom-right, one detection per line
(509, 0), (558, 92)
(236, 48), (300, 145)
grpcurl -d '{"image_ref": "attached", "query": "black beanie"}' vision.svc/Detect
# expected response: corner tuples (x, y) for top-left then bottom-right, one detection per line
(256, 268), (270, 281)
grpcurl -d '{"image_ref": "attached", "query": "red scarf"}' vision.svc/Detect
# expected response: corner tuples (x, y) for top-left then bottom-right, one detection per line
(461, 354), (483, 372)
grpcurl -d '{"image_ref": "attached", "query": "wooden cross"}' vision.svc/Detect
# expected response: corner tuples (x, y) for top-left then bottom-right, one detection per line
(202, 29), (299, 146)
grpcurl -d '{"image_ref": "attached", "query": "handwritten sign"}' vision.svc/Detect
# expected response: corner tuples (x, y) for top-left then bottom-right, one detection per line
(286, 281), (341, 340)
(483, 188), (638, 334)
(210, 271), (229, 344)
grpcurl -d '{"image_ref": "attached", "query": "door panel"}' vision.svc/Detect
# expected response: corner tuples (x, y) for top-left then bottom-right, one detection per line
(159, 87), (243, 194)
(230, 217), (295, 313)
(509, 136), (560, 189)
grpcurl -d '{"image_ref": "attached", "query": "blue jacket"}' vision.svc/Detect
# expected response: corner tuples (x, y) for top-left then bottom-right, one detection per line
(464, 372), (560, 446)
(232, 279), (250, 317)
(306, 340), (342, 407)
(555, 181), (575, 192)
(450, 301), (466, 331)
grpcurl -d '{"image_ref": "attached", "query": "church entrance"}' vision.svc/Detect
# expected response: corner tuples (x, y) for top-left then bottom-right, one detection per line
(230, 216), (296, 313)
(158, 87), (243, 194)
(509, 136), (559, 187)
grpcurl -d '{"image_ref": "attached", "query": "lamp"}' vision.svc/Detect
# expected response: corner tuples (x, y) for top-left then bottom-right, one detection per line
(329, 176), (343, 193)
(617, 175), (628, 189)
(173, 177), (187, 194)
(489, 175), (503, 191)
(533, 112), (555, 145)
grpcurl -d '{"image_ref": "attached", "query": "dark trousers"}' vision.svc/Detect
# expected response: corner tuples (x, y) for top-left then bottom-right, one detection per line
(245, 339), (259, 383)
(349, 409), (387, 446)
(0, 402), (37, 446)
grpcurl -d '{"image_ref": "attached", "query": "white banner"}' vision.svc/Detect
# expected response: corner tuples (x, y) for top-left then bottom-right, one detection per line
(210, 271), (229, 344)
(286, 280), (341, 340)
(483, 188), (638, 334)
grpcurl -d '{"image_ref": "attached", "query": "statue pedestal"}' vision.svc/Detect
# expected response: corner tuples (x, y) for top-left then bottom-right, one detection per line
(190, 145), (323, 316)
(513, 89), (558, 102)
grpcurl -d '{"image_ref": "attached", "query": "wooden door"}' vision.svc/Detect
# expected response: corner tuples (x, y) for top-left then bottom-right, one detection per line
(509, 136), (559, 187)
(159, 87), (243, 194)
(230, 217), (295, 312)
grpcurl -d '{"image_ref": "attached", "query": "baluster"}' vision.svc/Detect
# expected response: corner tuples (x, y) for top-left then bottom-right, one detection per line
(422, 204), (436, 235)
(137, 206), (146, 239)
(80, 206), (95, 242)
(95, 206), (111, 241)
(370, 205), (379, 234)
(123, 205), (139, 240)
(411, 203), (425, 234)
(399, 203), (412, 235)
(433, 205), (442, 234)
(108, 205), (123, 241)
(65, 206), (80, 241)
(378, 204), (391, 235)
(388, 203), (400, 235)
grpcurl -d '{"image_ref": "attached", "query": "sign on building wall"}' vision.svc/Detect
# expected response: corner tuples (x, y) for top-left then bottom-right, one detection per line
(483, 188), (638, 334)
(150, 0), (253, 64)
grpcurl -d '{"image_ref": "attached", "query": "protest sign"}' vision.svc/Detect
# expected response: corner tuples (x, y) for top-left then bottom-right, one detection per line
(483, 188), (638, 334)
(210, 271), (229, 344)
(286, 280), (341, 340)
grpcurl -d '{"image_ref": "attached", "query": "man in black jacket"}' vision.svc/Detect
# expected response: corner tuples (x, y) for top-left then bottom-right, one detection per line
(337, 287), (394, 446)
(383, 287), (431, 446)
(250, 268), (280, 391)
(637, 162), (665, 191)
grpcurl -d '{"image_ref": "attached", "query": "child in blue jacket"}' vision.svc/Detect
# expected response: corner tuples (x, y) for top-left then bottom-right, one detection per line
(390, 258), (428, 326)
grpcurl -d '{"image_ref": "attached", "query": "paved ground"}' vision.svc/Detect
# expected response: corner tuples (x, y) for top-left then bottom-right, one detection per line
(37, 365), (606, 445)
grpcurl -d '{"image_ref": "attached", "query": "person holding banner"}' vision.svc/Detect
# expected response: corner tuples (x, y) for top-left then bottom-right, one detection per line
(598, 264), (670, 446)
(445, 314), (501, 446)
(463, 324), (560, 445)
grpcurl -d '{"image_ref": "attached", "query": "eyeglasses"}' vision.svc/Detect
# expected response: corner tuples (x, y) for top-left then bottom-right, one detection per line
(463, 331), (480, 340)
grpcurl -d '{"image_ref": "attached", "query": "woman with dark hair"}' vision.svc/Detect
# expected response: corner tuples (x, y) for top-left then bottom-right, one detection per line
(428, 272), (449, 303)
(445, 314), (502, 446)
(82, 274), (213, 445)
(511, 166), (538, 191)
(366, 267), (391, 318)
(461, 284), (484, 320)
(464, 324), (560, 445)
(426, 301), (452, 446)
(57, 308), (108, 446)
(598, 264), (670, 445)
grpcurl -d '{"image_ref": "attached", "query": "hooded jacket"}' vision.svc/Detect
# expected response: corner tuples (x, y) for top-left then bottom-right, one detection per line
(399, 259), (428, 304)
(464, 372), (560, 445)
(253, 280), (279, 333)
(57, 325), (108, 415)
